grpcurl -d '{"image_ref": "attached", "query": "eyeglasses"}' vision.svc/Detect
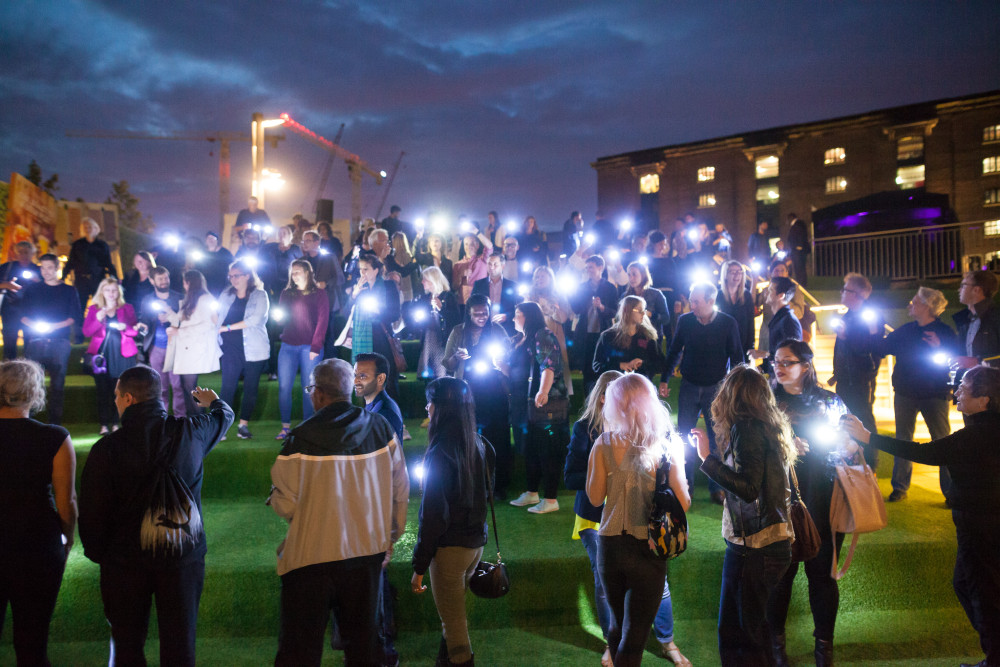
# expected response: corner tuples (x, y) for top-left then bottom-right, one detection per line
(840, 287), (859, 295)
(228, 273), (248, 280)
(773, 359), (804, 368)
(304, 385), (316, 394)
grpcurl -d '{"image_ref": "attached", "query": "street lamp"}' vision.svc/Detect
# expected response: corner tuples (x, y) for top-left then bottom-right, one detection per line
(251, 113), (287, 208)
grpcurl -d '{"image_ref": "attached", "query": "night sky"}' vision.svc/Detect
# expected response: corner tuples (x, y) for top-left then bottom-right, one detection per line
(2, 1), (998, 234)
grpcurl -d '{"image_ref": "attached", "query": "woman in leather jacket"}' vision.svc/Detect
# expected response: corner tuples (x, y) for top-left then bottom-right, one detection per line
(693, 364), (796, 667)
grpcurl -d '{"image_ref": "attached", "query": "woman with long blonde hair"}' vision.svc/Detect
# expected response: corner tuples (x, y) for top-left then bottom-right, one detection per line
(693, 364), (796, 666)
(586, 374), (691, 667)
(592, 295), (668, 395)
(82, 277), (139, 432)
(717, 260), (756, 355)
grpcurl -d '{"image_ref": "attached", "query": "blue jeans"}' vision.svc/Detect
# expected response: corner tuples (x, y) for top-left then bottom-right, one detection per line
(653, 577), (674, 644)
(677, 378), (722, 496)
(719, 539), (791, 667)
(579, 528), (612, 639)
(890, 393), (951, 496)
(278, 343), (320, 424)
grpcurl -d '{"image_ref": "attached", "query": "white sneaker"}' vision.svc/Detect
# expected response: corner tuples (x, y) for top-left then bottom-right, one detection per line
(509, 491), (540, 507)
(402, 426), (412, 441)
(527, 499), (560, 514)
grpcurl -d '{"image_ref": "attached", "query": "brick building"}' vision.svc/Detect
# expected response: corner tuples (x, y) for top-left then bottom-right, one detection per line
(592, 90), (1000, 266)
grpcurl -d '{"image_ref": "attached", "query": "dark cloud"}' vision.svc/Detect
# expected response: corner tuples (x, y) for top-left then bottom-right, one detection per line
(1, 0), (997, 233)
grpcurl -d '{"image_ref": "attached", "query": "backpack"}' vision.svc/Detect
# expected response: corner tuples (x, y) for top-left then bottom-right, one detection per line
(136, 421), (204, 559)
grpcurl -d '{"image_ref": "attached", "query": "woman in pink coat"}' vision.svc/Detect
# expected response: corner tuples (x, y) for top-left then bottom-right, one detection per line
(82, 278), (138, 433)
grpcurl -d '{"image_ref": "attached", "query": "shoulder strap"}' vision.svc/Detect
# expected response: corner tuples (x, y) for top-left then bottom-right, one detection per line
(479, 435), (502, 562)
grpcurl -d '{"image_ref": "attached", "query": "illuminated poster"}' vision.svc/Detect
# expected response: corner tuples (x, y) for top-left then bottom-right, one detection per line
(1, 173), (57, 262)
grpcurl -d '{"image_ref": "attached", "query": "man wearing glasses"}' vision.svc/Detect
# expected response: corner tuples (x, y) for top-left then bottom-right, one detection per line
(830, 272), (884, 468)
(953, 270), (1000, 374)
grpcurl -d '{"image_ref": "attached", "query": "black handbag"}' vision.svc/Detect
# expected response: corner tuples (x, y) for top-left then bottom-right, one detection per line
(82, 329), (110, 375)
(647, 453), (689, 559)
(469, 446), (510, 599)
(788, 466), (821, 563)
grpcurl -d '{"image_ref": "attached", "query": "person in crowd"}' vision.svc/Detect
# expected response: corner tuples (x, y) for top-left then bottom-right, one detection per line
(301, 230), (345, 360)
(620, 232), (649, 269)
(516, 216), (548, 270)
(471, 252), (522, 336)
(265, 224), (304, 295)
(343, 256), (402, 402)
(663, 282), (743, 503)
(19, 253), (81, 425)
(785, 213), (810, 287)
(842, 365), (1000, 667)
(79, 367), (233, 667)
(593, 295), (666, 390)
(83, 277), (139, 433)
(216, 259), (270, 440)
(65, 217), (118, 340)
(316, 221), (344, 261)
(380, 205), (409, 242)
(453, 234), (489, 306)
(388, 232), (422, 302)
(501, 237), (521, 281)
(0, 240), (41, 360)
(483, 209), (503, 251)
(443, 294), (512, 500)
(234, 195), (271, 237)
(953, 270), (1000, 374)
(586, 373), (691, 667)
(415, 233), (454, 293)
(235, 226), (277, 293)
(162, 270), (222, 417)
(528, 266), (574, 394)
(136, 266), (185, 412)
(201, 232), (234, 295)
(411, 376), (496, 667)
(562, 211), (585, 258)
(765, 340), (858, 667)
(867, 287), (958, 502)
(694, 365), (795, 666)
(747, 220), (771, 276)
(570, 255), (619, 395)
(717, 260), (756, 357)
(647, 232), (680, 332)
(830, 272), (884, 469)
(508, 301), (569, 514)
(355, 352), (403, 442)
(270, 358), (408, 666)
(0, 359), (76, 666)
(748, 276), (802, 375)
(416, 266), (461, 381)
(150, 233), (186, 292)
(122, 251), (156, 309)
(276, 259), (329, 440)
(757, 262), (807, 353)
(620, 261), (670, 344)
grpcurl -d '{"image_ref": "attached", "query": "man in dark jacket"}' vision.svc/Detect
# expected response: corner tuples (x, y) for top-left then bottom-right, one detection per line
(785, 213), (810, 287)
(79, 366), (233, 667)
(137, 267), (186, 414)
(471, 253), (523, 336)
(0, 240), (41, 359)
(65, 217), (118, 341)
(953, 270), (1000, 373)
(270, 358), (409, 666)
(569, 255), (619, 394)
(747, 220), (771, 276)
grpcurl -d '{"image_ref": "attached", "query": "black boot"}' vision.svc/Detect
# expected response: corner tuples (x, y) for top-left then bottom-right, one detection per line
(814, 638), (834, 667)
(771, 632), (790, 667)
(434, 636), (448, 667)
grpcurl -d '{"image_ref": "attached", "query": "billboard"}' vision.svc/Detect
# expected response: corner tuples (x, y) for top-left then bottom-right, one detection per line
(1, 173), (58, 262)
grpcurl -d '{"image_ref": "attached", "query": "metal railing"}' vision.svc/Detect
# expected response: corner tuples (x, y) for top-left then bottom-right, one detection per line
(813, 219), (1000, 280)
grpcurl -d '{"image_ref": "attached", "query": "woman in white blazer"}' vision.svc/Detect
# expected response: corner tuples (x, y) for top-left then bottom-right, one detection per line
(164, 270), (221, 415)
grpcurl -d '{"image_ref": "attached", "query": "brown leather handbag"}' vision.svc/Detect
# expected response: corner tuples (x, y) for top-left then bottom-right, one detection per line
(788, 466), (822, 563)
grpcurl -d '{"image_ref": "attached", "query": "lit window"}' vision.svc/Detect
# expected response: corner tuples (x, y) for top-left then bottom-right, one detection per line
(697, 166), (715, 182)
(639, 173), (660, 194)
(756, 185), (780, 202)
(755, 155), (779, 179)
(825, 177), (848, 194)
(896, 165), (925, 189)
(824, 147), (846, 165)
(984, 125), (1000, 143)
(984, 220), (1000, 236)
(897, 135), (924, 161)
(986, 188), (1000, 206)
(698, 193), (716, 208)
(985, 157), (1000, 175)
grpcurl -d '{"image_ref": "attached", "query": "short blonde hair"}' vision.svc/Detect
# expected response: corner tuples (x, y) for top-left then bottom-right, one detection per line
(421, 265), (451, 295)
(915, 286), (947, 317)
(81, 217), (101, 235)
(93, 278), (126, 310)
(0, 359), (46, 413)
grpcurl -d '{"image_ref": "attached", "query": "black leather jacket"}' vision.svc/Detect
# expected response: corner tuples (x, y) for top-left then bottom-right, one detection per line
(701, 419), (791, 539)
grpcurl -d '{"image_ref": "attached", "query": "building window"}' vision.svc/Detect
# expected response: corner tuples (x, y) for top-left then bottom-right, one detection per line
(985, 157), (1000, 175)
(986, 189), (1000, 207)
(698, 193), (716, 208)
(824, 147), (846, 165)
(896, 164), (925, 189)
(897, 135), (924, 161)
(639, 173), (660, 194)
(755, 185), (779, 202)
(697, 166), (715, 182)
(825, 177), (848, 194)
(985, 125), (1000, 143)
(755, 155), (779, 179)
(984, 220), (1000, 236)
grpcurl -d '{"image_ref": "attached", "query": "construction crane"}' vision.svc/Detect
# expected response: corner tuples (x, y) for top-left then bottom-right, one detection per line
(65, 130), (281, 229)
(256, 113), (383, 226)
(309, 123), (346, 211)
(373, 151), (406, 221)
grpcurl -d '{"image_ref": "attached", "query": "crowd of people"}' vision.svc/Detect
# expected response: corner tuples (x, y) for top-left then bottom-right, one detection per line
(1, 204), (999, 667)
